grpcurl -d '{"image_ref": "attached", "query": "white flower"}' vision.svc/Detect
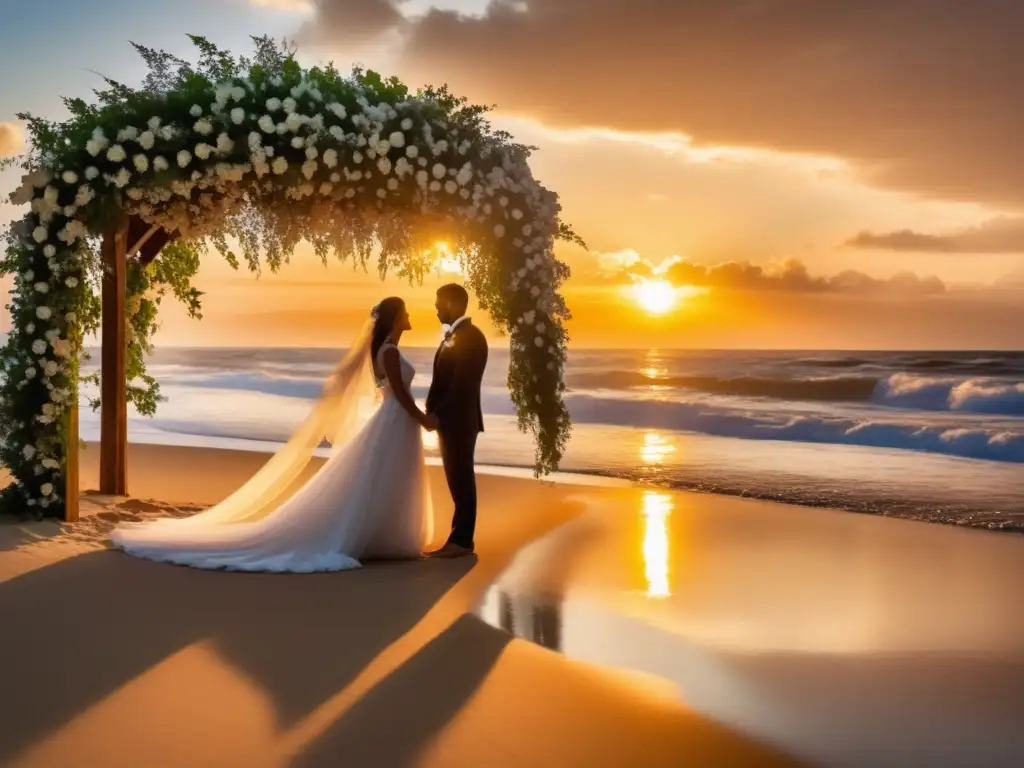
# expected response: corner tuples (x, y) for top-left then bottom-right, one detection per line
(272, 157), (289, 175)
(117, 126), (139, 142)
(194, 143), (212, 160)
(65, 276), (79, 288)
(377, 157), (392, 175)
(40, 483), (54, 497)
(85, 166), (99, 180)
(228, 107), (246, 125)
(216, 134), (235, 154)
(61, 170), (78, 185)
(32, 226), (48, 243)
(328, 102), (346, 119)
(65, 311), (76, 322)
(406, 145), (419, 159)
(285, 112), (303, 132)
(301, 160), (317, 180)
(42, 458), (59, 470)
(401, 118), (413, 131)
(258, 115), (276, 134)
(387, 177), (399, 191)
(43, 245), (56, 258)
(190, 104), (203, 117)
(429, 180), (442, 192)
(432, 163), (446, 180)
(323, 148), (339, 168)
(52, 338), (72, 358)
(43, 360), (59, 377)
(266, 97), (282, 112)
(352, 151), (363, 165)
(511, 208), (524, 220)
(377, 188), (387, 199)
(416, 170), (429, 185)
(113, 168), (132, 188)
(193, 119), (214, 136)
(22, 445), (36, 460)
(283, 97), (297, 114)
(35, 305), (51, 320)
(535, 337), (544, 347)
(25, 271), (34, 282)
(133, 154), (149, 172)
(32, 339), (47, 355)
(388, 131), (405, 148)
(34, 282), (48, 294)
(444, 180), (457, 194)
(494, 224), (506, 238)
(153, 155), (169, 172)
(107, 144), (127, 163)
(523, 310), (536, 324)
(136, 131), (155, 151)
(290, 136), (304, 149)
(231, 85), (246, 102)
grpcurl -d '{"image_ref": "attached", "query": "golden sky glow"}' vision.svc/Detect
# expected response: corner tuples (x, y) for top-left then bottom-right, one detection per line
(1, 1), (1023, 349)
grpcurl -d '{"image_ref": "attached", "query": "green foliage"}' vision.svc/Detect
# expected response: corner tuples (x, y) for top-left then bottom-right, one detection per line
(0, 35), (582, 519)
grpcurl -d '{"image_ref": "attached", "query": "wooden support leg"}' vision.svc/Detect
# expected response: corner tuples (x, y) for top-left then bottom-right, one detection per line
(64, 395), (79, 522)
(100, 214), (128, 496)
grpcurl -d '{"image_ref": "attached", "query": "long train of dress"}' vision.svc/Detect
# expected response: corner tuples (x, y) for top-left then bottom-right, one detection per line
(109, 343), (433, 572)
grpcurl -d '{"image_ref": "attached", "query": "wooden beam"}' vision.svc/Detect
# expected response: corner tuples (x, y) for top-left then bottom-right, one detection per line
(137, 228), (176, 267)
(127, 222), (160, 258)
(99, 212), (129, 497)
(64, 394), (79, 522)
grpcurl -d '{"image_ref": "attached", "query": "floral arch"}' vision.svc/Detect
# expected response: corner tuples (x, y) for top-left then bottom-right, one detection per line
(0, 37), (579, 521)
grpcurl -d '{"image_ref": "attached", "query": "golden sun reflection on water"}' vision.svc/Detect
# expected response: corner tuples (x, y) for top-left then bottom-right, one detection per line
(641, 431), (676, 464)
(641, 490), (673, 599)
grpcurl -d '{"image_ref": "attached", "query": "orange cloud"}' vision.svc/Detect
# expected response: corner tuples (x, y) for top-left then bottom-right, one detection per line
(847, 217), (1024, 254)
(598, 251), (946, 297)
(304, 0), (1024, 208)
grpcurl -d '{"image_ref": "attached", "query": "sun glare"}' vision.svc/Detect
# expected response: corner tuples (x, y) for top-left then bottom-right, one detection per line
(633, 279), (678, 314)
(433, 241), (463, 275)
(630, 279), (707, 315)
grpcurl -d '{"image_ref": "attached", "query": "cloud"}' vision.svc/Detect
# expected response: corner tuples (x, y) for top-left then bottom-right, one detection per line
(0, 123), (23, 157)
(846, 217), (1024, 254)
(600, 250), (946, 297)
(304, 0), (1024, 208)
(249, 0), (314, 11)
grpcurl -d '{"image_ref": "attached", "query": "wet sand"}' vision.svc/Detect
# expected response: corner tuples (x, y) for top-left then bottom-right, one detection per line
(481, 488), (1024, 767)
(0, 443), (797, 767)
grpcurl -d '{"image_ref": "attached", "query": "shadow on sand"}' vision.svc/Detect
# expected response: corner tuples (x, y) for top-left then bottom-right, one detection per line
(0, 549), (476, 764)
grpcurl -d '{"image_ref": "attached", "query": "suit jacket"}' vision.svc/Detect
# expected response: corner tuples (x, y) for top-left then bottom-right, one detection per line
(426, 319), (487, 435)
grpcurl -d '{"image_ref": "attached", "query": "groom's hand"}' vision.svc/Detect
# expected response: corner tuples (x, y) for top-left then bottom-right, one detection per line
(422, 413), (439, 431)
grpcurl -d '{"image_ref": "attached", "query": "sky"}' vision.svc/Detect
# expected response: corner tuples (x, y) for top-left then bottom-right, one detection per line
(1, 0), (1023, 349)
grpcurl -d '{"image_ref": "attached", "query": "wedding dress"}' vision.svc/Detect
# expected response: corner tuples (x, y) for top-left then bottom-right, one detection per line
(110, 324), (433, 572)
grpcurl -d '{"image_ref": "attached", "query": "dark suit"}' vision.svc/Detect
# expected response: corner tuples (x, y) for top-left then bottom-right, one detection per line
(426, 319), (488, 549)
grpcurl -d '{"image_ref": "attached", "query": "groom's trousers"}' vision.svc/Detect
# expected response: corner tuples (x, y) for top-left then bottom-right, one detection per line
(438, 428), (479, 549)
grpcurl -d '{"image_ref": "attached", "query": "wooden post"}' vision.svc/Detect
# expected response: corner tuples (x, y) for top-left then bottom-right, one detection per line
(64, 395), (79, 522)
(99, 213), (128, 496)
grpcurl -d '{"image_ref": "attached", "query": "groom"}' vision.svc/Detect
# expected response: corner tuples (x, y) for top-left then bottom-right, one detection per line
(424, 283), (488, 558)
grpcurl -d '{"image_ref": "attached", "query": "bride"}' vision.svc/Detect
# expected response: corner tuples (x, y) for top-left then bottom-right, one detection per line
(109, 297), (434, 572)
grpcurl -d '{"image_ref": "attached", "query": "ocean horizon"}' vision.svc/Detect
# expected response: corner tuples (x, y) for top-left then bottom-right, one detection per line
(74, 345), (1024, 533)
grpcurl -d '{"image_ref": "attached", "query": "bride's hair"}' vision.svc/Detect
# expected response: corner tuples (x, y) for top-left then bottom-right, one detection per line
(370, 297), (407, 367)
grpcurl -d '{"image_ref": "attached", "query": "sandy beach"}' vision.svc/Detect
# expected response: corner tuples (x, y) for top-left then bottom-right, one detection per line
(0, 442), (798, 767)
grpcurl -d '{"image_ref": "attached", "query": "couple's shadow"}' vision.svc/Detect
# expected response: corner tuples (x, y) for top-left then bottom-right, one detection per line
(0, 547), (507, 765)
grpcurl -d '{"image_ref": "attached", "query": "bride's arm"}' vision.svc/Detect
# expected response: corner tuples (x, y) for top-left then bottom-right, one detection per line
(382, 347), (427, 426)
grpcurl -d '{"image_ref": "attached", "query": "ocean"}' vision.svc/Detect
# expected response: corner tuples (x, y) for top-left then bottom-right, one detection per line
(78, 347), (1024, 533)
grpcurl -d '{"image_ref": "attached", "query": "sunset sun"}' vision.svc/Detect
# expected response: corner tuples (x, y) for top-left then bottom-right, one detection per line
(633, 279), (679, 314)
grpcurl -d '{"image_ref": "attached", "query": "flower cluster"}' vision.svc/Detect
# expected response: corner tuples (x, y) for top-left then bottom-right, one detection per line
(0, 36), (579, 519)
